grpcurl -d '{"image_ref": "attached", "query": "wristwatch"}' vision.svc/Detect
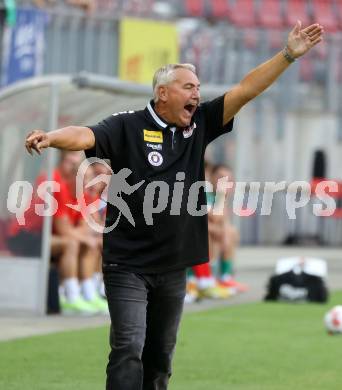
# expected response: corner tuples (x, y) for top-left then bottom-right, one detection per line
(283, 45), (296, 63)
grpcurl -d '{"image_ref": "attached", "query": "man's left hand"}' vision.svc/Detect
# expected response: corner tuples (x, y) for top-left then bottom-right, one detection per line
(287, 21), (324, 59)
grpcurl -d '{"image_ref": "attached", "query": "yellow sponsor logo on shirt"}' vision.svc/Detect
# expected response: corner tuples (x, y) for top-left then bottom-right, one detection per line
(143, 130), (163, 143)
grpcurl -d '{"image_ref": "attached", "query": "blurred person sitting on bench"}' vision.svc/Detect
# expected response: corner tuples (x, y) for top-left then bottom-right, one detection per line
(207, 163), (248, 294)
(53, 151), (107, 314)
(8, 151), (107, 315)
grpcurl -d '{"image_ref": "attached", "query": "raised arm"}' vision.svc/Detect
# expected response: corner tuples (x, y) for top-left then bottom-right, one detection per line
(222, 21), (324, 125)
(25, 126), (95, 155)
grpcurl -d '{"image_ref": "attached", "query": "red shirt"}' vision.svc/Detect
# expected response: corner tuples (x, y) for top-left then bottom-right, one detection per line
(53, 169), (82, 227)
(8, 169), (94, 236)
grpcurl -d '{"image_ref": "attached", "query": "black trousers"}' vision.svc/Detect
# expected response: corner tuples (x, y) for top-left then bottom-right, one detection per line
(103, 267), (186, 390)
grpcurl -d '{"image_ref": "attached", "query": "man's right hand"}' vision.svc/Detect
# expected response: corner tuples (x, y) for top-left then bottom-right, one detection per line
(25, 130), (50, 155)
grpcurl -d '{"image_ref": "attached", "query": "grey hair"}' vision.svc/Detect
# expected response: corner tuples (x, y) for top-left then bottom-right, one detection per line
(152, 63), (197, 103)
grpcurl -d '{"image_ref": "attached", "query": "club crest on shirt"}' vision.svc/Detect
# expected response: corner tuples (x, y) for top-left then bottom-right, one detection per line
(183, 122), (196, 138)
(148, 151), (163, 167)
(146, 143), (162, 151)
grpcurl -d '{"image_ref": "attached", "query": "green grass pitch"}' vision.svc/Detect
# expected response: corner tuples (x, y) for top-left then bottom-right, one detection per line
(1, 291), (342, 390)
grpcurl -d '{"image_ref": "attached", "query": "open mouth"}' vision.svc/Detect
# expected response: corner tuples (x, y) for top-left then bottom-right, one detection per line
(184, 104), (196, 115)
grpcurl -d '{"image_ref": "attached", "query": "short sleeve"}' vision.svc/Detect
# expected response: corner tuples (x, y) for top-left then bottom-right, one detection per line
(85, 115), (123, 160)
(200, 95), (234, 145)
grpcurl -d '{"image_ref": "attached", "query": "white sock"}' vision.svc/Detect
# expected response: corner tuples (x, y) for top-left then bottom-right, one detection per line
(221, 274), (232, 282)
(197, 277), (216, 290)
(93, 272), (102, 292)
(58, 284), (65, 297)
(63, 278), (80, 303)
(81, 278), (97, 301)
(99, 281), (106, 297)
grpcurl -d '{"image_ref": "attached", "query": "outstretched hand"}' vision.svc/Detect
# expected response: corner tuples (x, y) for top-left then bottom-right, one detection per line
(25, 130), (50, 155)
(287, 21), (324, 59)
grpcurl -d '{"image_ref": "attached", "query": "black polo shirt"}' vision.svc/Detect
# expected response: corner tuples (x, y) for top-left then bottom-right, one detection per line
(85, 95), (233, 273)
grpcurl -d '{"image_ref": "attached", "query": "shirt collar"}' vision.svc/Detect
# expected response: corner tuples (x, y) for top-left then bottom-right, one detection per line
(145, 99), (196, 131)
(146, 100), (168, 129)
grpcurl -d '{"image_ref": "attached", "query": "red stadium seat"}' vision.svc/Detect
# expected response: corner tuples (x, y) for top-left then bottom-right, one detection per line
(285, 0), (310, 27)
(228, 0), (256, 28)
(210, 0), (230, 19)
(257, 0), (284, 29)
(311, 0), (338, 32)
(185, 0), (205, 17)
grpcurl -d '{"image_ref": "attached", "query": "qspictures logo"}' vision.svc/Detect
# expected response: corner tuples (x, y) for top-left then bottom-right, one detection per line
(6, 157), (339, 233)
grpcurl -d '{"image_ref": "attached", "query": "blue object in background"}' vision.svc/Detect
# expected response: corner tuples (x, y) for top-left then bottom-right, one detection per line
(1, 8), (47, 87)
